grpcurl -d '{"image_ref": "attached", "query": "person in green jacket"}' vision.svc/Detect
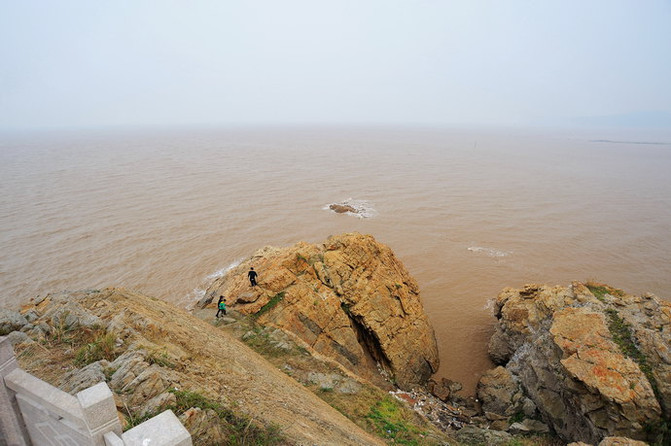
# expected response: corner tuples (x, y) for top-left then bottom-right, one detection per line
(216, 296), (227, 318)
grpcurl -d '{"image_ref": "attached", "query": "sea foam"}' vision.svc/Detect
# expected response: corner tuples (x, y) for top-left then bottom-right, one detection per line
(467, 246), (511, 258)
(182, 258), (242, 309)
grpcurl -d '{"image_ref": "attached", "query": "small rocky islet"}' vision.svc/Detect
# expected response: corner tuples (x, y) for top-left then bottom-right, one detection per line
(1, 232), (670, 445)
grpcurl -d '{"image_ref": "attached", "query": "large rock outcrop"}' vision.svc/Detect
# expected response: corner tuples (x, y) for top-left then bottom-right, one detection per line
(478, 282), (671, 444)
(203, 233), (439, 390)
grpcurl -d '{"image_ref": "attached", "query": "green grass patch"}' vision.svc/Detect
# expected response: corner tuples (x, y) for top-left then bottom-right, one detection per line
(254, 292), (285, 319)
(605, 308), (670, 445)
(586, 283), (625, 302)
(74, 331), (118, 366)
(366, 396), (426, 445)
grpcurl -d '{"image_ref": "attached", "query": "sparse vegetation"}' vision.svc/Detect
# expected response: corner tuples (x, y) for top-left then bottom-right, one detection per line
(586, 282), (625, 302)
(605, 308), (670, 445)
(254, 292), (285, 319)
(74, 331), (117, 366)
(365, 396), (426, 445)
(146, 349), (177, 369)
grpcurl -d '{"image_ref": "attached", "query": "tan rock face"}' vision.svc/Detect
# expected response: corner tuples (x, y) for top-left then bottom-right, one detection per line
(204, 233), (439, 390)
(481, 282), (671, 444)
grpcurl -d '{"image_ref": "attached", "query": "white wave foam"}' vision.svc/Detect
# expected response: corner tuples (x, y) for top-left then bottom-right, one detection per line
(206, 258), (243, 280)
(324, 198), (377, 219)
(183, 258), (243, 309)
(467, 246), (511, 258)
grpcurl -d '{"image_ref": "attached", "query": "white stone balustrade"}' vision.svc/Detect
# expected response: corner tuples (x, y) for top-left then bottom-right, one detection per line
(0, 336), (192, 446)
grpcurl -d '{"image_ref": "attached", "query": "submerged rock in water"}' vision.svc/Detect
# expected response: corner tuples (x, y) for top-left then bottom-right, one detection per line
(329, 203), (358, 214)
(203, 232), (439, 390)
(479, 282), (671, 444)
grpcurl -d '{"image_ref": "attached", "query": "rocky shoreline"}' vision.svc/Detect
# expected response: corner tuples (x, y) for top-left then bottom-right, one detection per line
(2, 232), (670, 445)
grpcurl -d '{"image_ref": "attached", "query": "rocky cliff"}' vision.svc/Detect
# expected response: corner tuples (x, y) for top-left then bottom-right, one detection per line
(478, 282), (671, 445)
(201, 233), (439, 391)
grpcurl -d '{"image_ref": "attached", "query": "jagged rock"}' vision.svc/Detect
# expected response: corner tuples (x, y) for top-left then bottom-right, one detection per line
(22, 309), (40, 323)
(490, 419), (510, 431)
(42, 301), (103, 330)
(428, 377), (462, 402)
(196, 293), (214, 308)
(60, 360), (110, 394)
(508, 418), (550, 435)
(140, 392), (177, 418)
(122, 364), (172, 407)
(598, 437), (649, 446)
(109, 351), (150, 391)
(455, 425), (513, 445)
(4, 331), (31, 346)
(178, 407), (228, 445)
(476, 366), (524, 417)
(0, 308), (28, 335)
(204, 232), (439, 390)
(481, 282), (671, 444)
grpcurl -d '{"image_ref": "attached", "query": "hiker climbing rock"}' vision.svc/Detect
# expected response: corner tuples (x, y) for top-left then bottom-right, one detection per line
(216, 296), (226, 317)
(248, 267), (258, 286)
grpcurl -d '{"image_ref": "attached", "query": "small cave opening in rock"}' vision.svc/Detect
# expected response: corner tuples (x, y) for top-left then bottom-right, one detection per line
(341, 302), (393, 378)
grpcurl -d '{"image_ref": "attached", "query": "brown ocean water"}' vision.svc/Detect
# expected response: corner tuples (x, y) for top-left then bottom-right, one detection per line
(2, 126), (670, 393)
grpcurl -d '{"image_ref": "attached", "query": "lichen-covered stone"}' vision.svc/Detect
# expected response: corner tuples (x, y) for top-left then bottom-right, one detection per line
(481, 282), (671, 444)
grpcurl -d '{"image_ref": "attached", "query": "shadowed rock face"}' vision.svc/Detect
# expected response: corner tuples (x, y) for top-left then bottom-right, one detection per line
(204, 232), (439, 390)
(479, 282), (671, 444)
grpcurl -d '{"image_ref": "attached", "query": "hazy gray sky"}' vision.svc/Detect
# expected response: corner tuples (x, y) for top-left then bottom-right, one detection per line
(1, 1), (670, 130)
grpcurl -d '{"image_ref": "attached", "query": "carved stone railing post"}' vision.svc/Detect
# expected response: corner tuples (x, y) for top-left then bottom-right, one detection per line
(0, 335), (30, 446)
(77, 383), (122, 445)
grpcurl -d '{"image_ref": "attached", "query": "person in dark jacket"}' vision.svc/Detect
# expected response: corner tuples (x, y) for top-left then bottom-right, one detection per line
(248, 267), (258, 286)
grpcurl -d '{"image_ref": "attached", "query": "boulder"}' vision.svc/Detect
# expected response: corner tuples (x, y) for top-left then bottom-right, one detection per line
(178, 407), (228, 445)
(476, 366), (523, 417)
(455, 425), (512, 445)
(60, 360), (110, 394)
(204, 233), (439, 390)
(598, 437), (649, 446)
(428, 377), (462, 402)
(508, 418), (550, 435)
(0, 308), (28, 335)
(4, 331), (31, 346)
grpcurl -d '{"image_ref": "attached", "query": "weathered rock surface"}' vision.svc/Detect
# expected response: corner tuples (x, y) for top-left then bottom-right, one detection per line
(203, 232), (439, 390)
(481, 282), (671, 444)
(455, 425), (513, 445)
(0, 308), (28, 335)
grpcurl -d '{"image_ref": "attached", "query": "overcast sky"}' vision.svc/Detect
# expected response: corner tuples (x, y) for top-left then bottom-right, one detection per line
(1, 1), (670, 130)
